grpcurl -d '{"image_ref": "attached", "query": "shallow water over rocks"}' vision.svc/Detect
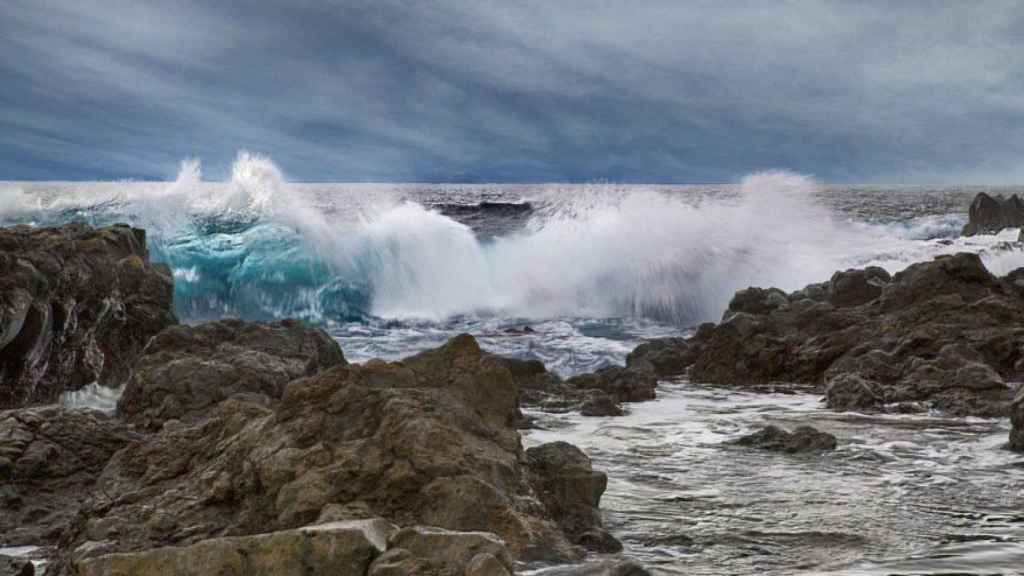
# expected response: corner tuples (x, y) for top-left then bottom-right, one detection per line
(524, 382), (1024, 575)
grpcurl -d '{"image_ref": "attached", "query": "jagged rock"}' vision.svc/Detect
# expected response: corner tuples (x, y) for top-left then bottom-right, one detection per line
(731, 425), (837, 453)
(0, 406), (138, 547)
(1011, 388), (1024, 452)
(526, 441), (621, 554)
(567, 367), (656, 403)
(0, 555), (34, 576)
(672, 253), (1023, 416)
(579, 392), (624, 417)
(53, 334), (599, 572)
(74, 519), (389, 576)
(625, 336), (699, 377)
(962, 192), (1024, 236)
(117, 319), (346, 430)
(0, 223), (176, 408)
(368, 526), (513, 576)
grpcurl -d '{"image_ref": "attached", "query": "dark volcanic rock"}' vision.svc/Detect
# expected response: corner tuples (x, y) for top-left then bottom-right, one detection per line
(0, 555), (34, 576)
(526, 441), (622, 554)
(677, 253), (1023, 416)
(579, 392), (624, 417)
(962, 192), (1024, 236)
(625, 336), (699, 377)
(567, 366), (656, 403)
(54, 334), (606, 571)
(731, 425), (837, 453)
(0, 406), (138, 547)
(1011, 389), (1024, 452)
(117, 319), (345, 430)
(0, 223), (176, 408)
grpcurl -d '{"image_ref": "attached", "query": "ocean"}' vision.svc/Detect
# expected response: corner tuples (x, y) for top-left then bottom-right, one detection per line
(2, 153), (1023, 574)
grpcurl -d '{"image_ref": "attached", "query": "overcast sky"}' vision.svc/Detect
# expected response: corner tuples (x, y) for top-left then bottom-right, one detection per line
(1, 1), (1023, 183)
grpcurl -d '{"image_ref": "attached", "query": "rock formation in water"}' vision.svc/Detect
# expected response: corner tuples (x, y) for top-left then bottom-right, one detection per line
(730, 425), (837, 453)
(0, 224), (176, 408)
(628, 253), (1024, 417)
(962, 192), (1024, 236)
(48, 333), (619, 574)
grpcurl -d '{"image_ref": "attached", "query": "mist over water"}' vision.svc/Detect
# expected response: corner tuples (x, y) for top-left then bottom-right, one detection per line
(4, 152), (1018, 329)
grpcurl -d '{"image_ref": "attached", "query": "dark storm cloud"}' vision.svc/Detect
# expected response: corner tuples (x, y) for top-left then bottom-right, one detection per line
(1, 0), (1023, 182)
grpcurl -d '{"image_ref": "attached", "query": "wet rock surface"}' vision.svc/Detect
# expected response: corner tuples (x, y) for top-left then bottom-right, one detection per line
(730, 425), (838, 453)
(51, 334), (613, 571)
(0, 406), (139, 547)
(962, 192), (1024, 236)
(117, 318), (345, 430)
(0, 223), (176, 408)
(645, 253), (1023, 417)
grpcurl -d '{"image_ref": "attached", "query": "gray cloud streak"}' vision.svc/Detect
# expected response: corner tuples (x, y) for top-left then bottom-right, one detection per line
(1, 0), (1023, 183)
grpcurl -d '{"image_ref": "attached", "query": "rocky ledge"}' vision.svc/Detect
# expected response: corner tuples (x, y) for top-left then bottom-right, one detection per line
(627, 253), (1024, 418)
(962, 191), (1024, 236)
(34, 330), (621, 574)
(0, 224), (176, 408)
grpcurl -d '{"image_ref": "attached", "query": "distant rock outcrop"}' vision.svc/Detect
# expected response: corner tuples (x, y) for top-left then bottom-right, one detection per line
(962, 192), (1024, 236)
(0, 224), (176, 408)
(625, 253), (1024, 417)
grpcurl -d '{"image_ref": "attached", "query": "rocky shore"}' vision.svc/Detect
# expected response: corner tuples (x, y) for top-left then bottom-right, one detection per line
(2, 217), (1023, 575)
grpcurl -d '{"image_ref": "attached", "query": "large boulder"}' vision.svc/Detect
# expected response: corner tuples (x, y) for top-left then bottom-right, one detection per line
(962, 192), (1024, 236)
(730, 425), (837, 453)
(53, 334), (609, 571)
(117, 319), (346, 430)
(369, 526), (513, 576)
(526, 442), (621, 553)
(74, 519), (389, 576)
(0, 406), (138, 547)
(1011, 388), (1024, 452)
(566, 367), (656, 403)
(0, 224), (176, 408)
(669, 253), (1023, 416)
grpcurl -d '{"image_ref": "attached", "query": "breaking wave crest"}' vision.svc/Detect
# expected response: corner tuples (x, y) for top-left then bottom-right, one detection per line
(3, 152), (1020, 326)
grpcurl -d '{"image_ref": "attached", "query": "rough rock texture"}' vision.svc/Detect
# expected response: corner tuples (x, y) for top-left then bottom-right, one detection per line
(74, 519), (389, 576)
(368, 526), (513, 576)
(664, 254), (1023, 416)
(491, 355), (653, 416)
(1011, 388), (1024, 452)
(962, 192), (1024, 236)
(54, 334), (612, 571)
(731, 425), (837, 453)
(526, 441), (622, 553)
(0, 555), (34, 576)
(0, 406), (138, 547)
(0, 223), (177, 408)
(117, 319), (346, 430)
(531, 561), (652, 576)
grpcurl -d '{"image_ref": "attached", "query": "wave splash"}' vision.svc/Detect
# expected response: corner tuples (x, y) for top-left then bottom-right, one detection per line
(4, 152), (1019, 325)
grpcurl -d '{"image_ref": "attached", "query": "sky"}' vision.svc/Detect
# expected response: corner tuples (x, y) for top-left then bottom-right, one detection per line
(1, 0), (1023, 183)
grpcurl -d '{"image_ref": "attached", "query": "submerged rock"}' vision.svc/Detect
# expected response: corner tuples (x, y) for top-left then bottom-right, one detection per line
(1011, 389), (1024, 452)
(74, 519), (389, 576)
(0, 223), (177, 408)
(579, 392), (624, 417)
(731, 425), (837, 453)
(53, 334), (610, 570)
(0, 406), (138, 547)
(657, 253), (1023, 417)
(117, 319), (345, 430)
(962, 192), (1024, 236)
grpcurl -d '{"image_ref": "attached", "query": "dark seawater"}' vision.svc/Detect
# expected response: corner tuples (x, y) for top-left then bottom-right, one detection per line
(2, 160), (1023, 574)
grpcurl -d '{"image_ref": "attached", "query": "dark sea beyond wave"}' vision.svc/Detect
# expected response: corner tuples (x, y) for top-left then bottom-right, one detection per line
(2, 154), (1023, 575)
